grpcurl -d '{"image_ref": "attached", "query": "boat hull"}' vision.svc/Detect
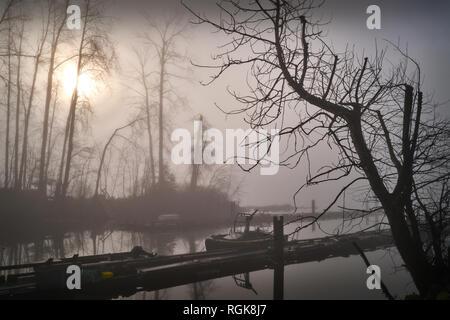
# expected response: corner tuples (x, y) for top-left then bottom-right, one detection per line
(205, 232), (277, 251)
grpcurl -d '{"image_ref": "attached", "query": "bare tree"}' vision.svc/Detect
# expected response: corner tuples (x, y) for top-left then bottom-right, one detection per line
(12, 17), (24, 190)
(2, 11), (13, 188)
(94, 118), (142, 197)
(185, 0), (450, 296)
(129, 47), (157, 188)
(142, 18), (186, 186)
(18, 3), (51, 189)
(59, 0), (114, 197)
(0, 1), (15, 26)
(44, 81), (61, 188)
(37, 0), (68, 194)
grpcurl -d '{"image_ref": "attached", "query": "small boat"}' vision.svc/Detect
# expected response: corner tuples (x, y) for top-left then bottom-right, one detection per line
(205, 210), (278, 250)
(205, 230), (274, 250)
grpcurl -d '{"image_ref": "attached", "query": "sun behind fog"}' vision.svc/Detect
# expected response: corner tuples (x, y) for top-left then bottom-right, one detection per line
(63, 64), (96, 97)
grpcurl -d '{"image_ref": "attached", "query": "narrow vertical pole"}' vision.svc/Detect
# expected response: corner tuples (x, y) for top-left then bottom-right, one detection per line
(311, 199), (317, 231)
(273, 216), (284, 300)
(273, 216), (284, 261)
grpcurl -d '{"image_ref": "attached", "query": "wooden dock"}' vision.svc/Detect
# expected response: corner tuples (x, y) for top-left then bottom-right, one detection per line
(0, 225), (393, 299)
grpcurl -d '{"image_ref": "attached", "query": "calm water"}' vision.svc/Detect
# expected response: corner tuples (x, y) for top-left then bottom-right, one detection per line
(0, 215), (417, 299)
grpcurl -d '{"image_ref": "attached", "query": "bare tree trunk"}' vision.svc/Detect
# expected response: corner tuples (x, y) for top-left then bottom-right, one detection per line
(19, 19), (48, 189)
(142, 19), (186, 187)
(55, 112), (70, 198)
(62, 85), (79, 197)
(61, 1), (89, 197)
(13, 21), (24, 190)
(94, 118), (142, 197)
(145, 94), (156, 187)
(348, 97), (432, 295)
(44, 87), (58, 185)
(4, 19), (12, 188)
(133, 47), (156, 190)
(158, 49), (165, 186)
(382, 202), (431, 294)
(37, 44), (56, 194)
(0, 5), (15, 187)
(38, 1), (67, 195)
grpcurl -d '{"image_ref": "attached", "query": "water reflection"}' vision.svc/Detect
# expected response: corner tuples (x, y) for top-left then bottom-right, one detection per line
(0, 214), (416, 299)
(233, 273), (257, 295)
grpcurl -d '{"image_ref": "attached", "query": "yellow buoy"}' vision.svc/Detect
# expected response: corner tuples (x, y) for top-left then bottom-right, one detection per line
(101, 271), (114, 279)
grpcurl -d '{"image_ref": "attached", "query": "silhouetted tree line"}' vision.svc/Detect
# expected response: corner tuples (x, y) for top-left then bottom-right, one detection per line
(0, 1), (237, 235)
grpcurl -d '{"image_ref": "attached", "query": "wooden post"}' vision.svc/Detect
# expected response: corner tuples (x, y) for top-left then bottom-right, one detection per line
(273, 216), (284, 262)
(311, 200), (317, 231)
(273, 216), (284, 300)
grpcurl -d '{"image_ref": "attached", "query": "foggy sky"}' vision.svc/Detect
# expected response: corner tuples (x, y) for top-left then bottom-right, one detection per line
(7, 0), (450, 210)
